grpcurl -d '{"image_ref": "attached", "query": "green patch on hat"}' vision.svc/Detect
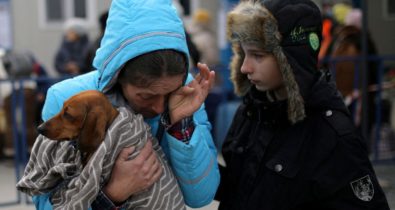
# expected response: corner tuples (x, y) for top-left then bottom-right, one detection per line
(309, 32), (320, 51)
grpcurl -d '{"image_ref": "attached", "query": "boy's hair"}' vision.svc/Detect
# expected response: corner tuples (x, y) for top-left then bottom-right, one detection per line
(118, 49), (187, 88)
(227, 0), (322, 124)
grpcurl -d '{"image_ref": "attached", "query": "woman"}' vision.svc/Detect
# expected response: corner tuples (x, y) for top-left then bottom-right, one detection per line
(33, 0), (219, 209)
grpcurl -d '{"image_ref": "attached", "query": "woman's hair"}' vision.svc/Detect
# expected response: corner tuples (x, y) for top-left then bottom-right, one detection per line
(118, 49), (187, 87)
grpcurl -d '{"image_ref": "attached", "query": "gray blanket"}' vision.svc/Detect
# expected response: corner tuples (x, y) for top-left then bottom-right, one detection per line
(16, 107), (185, 210)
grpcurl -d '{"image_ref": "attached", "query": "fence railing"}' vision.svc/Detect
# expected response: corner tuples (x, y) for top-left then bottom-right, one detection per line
(320, 55), (395, 162)
(0, 77), (64, 207)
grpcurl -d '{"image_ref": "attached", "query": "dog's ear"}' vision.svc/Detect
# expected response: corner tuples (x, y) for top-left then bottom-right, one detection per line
(79, 107), (107, 155)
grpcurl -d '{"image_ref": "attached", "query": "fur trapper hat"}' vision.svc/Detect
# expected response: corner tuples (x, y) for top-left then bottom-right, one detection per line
(227, 0), (322, 124)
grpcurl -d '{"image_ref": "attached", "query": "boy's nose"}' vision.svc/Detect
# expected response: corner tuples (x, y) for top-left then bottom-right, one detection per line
(241, 59), (253, 74)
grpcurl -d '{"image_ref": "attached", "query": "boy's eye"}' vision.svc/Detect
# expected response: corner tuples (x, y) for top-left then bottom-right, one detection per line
(251, 53), (266, 60)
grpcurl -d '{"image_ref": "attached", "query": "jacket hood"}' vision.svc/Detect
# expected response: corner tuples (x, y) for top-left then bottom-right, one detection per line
(93, 0), (190, 92)
(227, 0), (322, 124)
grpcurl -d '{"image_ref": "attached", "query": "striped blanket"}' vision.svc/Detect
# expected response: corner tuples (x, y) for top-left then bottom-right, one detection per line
(16, 107), (185, 210)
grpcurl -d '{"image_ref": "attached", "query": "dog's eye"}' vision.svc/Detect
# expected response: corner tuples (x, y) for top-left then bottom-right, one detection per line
(63, 111), (75, 121)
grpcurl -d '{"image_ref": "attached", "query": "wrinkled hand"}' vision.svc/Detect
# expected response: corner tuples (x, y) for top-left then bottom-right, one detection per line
(103, 140), (162, 203)
(168, 63), (215, 124)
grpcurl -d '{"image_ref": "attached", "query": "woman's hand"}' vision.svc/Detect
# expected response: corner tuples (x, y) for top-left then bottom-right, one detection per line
(168, 63), (215, 124)
(102, 140), (162, 203)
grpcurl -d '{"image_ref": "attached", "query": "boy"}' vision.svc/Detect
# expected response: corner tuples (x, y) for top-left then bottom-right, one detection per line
(215, 0), (390, 209)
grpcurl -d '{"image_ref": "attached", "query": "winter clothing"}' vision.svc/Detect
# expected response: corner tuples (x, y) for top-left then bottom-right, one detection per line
(84, 11), (109, 72)
(188, 9), (219, 66)
(54, 35), (89, 75)
(32, 0), (219, 208)
(216, 0), (390, 209)
(329, 25), (378, 134)
(217, 73), (389, 210)
(227, 0), (322, 124)
(55, 19), (90, 75)
(17, 107), (184, 210)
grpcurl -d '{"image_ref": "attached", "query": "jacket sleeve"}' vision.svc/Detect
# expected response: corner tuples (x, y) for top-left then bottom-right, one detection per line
(41, 87), (63, 121)
(162, 101), (220, 208)
(32, 194), (53, 210)
(313, 110), (390, 209)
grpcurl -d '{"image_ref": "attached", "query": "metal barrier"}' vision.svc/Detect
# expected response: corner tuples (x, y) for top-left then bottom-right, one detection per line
(320, 55), (395, 162)
(0, 76), (62, 207)
(0, 79), (23, 207)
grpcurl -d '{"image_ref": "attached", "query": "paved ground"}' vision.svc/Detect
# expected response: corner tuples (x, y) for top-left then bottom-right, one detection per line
(0, 158), (393, 210)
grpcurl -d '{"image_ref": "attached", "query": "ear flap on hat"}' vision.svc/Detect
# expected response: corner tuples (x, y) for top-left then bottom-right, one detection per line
(273, 48), (306, 124)
(230, 43), (251, 96)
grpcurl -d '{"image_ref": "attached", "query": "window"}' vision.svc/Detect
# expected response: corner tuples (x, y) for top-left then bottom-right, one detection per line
(74, 0), (87, 18)
(38, 0), (96, 28)
(383, 0), (395, 20)
(0, 0), (12, 49)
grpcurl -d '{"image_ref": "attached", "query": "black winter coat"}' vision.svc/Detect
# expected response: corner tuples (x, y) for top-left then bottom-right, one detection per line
(216, 75), (390, 210)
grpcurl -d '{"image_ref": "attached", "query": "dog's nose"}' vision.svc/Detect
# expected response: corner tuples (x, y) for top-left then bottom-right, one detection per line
(37, 124), (47, 135)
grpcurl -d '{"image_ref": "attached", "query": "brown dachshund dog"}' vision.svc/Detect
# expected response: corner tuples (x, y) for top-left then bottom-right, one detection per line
(37, 90), (119, 165)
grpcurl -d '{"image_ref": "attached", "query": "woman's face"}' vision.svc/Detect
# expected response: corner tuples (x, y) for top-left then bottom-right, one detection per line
(240, 43), (283, 92)
(121, 74), (184, 118)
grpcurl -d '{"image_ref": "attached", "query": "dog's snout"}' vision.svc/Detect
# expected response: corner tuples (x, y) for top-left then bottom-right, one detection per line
(37, 124), (47, 135)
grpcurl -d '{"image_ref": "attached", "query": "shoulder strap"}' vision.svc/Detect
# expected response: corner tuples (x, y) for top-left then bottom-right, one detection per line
(322, 109), (354, 137)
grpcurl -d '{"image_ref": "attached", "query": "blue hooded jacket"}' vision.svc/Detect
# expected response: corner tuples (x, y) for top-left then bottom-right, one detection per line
(33, 0), (219, 208)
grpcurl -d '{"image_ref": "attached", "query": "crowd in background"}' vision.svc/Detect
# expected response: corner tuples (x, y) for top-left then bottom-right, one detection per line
(317, 0), (395, 160)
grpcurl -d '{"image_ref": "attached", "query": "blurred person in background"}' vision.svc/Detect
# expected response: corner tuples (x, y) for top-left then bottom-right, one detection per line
(85, 11), (109, 72)
(173, 0), (201, 68)
(319, 0), (338, 60)
(54, 18), (90, 76)
(329, 8), (379, 137)
(187, 9), (219, 67)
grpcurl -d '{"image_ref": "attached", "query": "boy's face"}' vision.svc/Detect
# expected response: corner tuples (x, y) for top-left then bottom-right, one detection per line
(240, 43), (283, 92)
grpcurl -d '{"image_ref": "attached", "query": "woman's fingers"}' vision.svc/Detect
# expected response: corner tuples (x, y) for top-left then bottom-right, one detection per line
(197, 62), (210, 80)
(144, 153), (163, 184)
(150, 162), (163, 185)
(196, 62), (216, 90)
(118, 146), (135, 161)
(208, 70), (216, 89)
(135, 139), (153, 162)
